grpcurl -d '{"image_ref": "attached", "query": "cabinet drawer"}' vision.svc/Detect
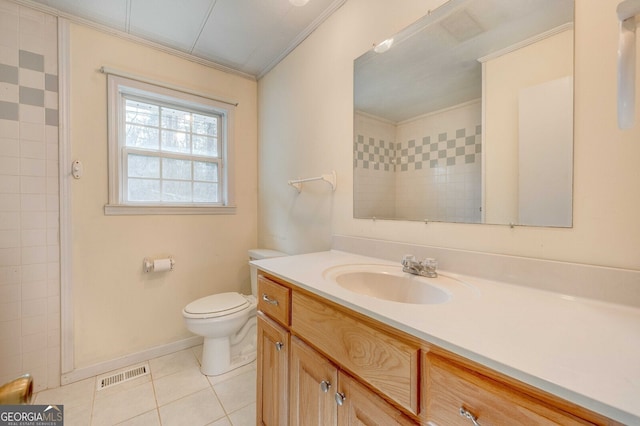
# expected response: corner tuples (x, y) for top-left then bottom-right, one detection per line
(423, 354), (593, 426)
(291, 291), (420, 415)
(257, 275), (291, 326)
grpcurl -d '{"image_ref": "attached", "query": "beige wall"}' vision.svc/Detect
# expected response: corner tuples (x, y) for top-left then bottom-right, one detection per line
(69, 24), (258, 369)
(258, 0), (640, 271)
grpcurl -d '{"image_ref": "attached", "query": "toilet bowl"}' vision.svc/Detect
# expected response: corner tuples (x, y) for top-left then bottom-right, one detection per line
(182, 249), (286, 376)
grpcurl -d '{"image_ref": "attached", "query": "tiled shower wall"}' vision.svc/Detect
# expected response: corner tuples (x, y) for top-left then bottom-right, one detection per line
(0, 0), (60, 392)
(353, 113), (397, 218)
(354, 101), (482, 222)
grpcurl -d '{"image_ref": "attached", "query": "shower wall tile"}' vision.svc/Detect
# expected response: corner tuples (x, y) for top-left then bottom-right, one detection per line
(19, 50), (44, 72)
(0, 0), (59, 392)
(20, 122), (45, 141)
(21, 140), (46, 159)
(0, 214), (20, 231)
(0, 63), (19, 83)
(0, 303), (20, 322)
(0, 101), (19, 120)
(20, 105), (44, 125)
(0, 175), (19, 193)
(0, 83), (20, 104)
(354, 102), (482, 222)
(21, 212), (45, 229)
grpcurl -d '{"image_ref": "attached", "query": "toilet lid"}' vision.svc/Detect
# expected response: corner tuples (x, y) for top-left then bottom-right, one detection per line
(184, 292), (250, 318)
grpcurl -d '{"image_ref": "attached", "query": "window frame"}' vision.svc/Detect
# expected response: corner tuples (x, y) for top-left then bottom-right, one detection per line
(105, 74), (236, 215)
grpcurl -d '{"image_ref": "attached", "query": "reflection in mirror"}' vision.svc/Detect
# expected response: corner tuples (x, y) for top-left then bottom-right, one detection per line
(353, 0), (574, 227)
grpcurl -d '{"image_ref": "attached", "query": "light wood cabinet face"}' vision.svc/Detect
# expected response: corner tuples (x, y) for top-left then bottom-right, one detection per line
(337, 372), (417, 426)
(290, 336), (415, 426)
(256, 271), (617, 426)
(290, 337), (338, 426)
(423, 353), (593, 426)
(257, 314), (289, 426)
(291, 291), (420, 415)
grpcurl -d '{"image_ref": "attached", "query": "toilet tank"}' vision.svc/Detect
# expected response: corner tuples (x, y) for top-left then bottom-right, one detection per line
(248, 249), (287, 296)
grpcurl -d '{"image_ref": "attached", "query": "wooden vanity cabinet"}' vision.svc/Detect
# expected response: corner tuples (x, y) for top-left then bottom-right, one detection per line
(257, 272), (415, 425)
(291, 290), (420, 416)
(290, 335), (416, 426)
(256, 271), (621, 426)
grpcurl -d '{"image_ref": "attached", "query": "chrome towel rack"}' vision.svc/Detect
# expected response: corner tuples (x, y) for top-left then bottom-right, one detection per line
(288, 170), (337, 193)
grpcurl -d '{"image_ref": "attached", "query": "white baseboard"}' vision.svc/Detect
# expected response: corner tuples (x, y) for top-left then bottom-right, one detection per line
(61, 336), (203, 385)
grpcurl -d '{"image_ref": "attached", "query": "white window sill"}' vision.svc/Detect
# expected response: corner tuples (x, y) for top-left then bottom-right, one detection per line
(104, 204), (237, 216)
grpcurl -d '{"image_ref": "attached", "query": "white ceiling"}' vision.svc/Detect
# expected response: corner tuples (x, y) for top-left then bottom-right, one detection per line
(354, 0), (574, 123)
(28, 0), (346, 79)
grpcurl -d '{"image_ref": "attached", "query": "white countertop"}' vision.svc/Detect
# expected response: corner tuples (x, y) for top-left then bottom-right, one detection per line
(253, 250), (640, 425)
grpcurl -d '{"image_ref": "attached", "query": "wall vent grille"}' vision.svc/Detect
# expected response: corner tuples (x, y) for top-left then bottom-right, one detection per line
(96, 363), (150, 390)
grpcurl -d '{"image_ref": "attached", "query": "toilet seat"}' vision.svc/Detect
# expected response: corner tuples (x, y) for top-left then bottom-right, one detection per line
(183, 292), (252, 319)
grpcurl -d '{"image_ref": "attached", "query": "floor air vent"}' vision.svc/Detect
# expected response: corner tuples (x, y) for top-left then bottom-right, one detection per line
(96, 363), (150, 391)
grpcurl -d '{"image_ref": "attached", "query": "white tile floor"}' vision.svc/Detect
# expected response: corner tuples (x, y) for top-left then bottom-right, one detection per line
(33, 346), (256, 426)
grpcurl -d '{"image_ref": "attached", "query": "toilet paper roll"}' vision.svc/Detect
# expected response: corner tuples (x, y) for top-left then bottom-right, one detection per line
(153, 258), (173, 272)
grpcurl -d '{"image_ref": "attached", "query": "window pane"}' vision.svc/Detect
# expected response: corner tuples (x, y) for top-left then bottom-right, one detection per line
(128, 154), (160, 178)
(194, 182), (218, 202)
(126, 125), (159, 149)
(126, 100), (159, 127)
(194, 161), (217, 182)
(161, 130), (191, 154)
(192, 114), (217, 137)
(161, 107), (191, 132)
(112, 79), (230, 208)
(128, 178), (160, 201)
(163, 158), (192, 180)
(193, 136), (218, 157)
(162, 180), (192, 202)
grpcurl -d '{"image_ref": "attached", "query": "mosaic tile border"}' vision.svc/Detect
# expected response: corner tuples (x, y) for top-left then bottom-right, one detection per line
(0, 49), (58, 124)
(354, 125), (482, 171)
(353, 134), (396, 171)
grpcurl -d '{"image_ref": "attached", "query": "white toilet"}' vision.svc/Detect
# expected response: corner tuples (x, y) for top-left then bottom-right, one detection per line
(182, 249), (286, 376)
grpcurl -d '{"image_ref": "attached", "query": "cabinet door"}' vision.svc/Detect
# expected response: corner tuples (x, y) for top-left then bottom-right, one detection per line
(290, 337), (338, 426)
(257, 313), (289, 426)
(337, 372), (417, 426)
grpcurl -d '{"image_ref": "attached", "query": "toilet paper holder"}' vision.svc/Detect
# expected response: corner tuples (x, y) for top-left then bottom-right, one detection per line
(143, 257), (175, 273)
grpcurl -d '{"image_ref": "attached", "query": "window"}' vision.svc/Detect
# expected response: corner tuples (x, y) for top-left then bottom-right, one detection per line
(105, 74), (235, 215)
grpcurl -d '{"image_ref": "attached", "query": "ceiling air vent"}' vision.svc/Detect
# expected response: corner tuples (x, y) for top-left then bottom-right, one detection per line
(96, 363), (150, 391)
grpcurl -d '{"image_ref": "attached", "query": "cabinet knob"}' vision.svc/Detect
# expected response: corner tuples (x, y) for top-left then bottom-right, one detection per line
(459, 406), (481, 426)
(275, 341), (284, 351)
(334, 392), (346, 406)
(262, 294), (279, 306)
(320, 380), (331, 393)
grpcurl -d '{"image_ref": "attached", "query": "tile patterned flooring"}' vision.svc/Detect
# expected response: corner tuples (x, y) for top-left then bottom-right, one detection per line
(33, 346), (256, 425)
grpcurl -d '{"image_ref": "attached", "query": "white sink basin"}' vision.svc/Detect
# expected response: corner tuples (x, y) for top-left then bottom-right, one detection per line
(334, 271), (450, 304)
(323, 264), (475, 305)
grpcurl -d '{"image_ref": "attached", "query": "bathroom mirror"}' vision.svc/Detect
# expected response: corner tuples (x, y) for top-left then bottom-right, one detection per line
(353, 0), (574, 227)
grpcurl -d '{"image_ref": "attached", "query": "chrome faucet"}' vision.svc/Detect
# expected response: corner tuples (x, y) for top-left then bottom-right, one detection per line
(401, 255), (438, 278)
